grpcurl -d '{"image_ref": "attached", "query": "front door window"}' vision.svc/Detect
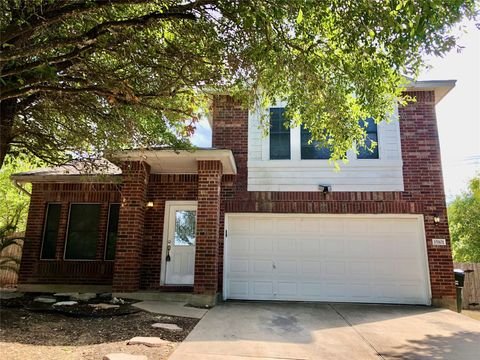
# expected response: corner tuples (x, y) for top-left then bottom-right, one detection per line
(174, 210), (196, 246)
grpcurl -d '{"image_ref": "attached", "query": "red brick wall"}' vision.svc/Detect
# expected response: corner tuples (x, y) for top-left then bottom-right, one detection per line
(141, 174), (198, 289)
(194, 160), (223, 295)
(112, 161), (150, 292)
(213, 93), (455, 304)
(18, 183), (121, 285)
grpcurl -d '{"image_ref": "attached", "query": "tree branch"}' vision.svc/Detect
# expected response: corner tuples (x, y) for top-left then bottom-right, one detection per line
(1, 0), (165, 44)
(1, 11), (197, 62)
(1, 44), (95, 77)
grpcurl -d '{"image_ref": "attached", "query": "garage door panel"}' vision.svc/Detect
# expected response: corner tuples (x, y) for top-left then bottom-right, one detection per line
(301, 261), (322, 274)
(324, 238), (346, 255)
(278, 282), (298, 297)
(229, 281), (249, 298)
(276, 260), (297, 273)
(230, 217), (251, 234)
(229, 235), (250, 252)
(277, 237), (297, 252)
(253, 237), (273, 251)
(345, 219), (369, 234)
(324, 261), (346, 276)
(229, 259), (249, 273)
(253, 260), (274, 273)
(253, 218), (274, 234)
(253, 281), (274, 296)
(225, 214), (430, 305)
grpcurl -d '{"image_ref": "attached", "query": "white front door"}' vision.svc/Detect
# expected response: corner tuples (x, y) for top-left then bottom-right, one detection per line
(164, 203), (197, 285)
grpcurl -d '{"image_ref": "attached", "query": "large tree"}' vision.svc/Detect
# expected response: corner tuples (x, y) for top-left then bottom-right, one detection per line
(0, 0), (477, 168)
(448, 175), (480, 263)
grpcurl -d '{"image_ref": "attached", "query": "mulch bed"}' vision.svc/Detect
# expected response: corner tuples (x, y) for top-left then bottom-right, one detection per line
(0, 295), (200, 360)
(0, 294), (199, 342)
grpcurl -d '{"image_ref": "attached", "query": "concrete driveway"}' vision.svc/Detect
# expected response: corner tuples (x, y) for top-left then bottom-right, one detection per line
(170, 302), (480, 360)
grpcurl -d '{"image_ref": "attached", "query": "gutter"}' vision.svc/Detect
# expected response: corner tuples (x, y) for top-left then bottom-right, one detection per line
(12, 179), (32, 197)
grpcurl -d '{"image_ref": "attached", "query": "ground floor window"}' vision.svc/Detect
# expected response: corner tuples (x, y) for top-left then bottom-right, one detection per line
(40, 203), (61, 259)
(64, 204), (101, 260)
(105, 204), (120, 260)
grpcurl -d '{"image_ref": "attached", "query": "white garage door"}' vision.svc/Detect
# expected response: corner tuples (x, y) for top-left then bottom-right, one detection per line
(224, 214), (431, 305)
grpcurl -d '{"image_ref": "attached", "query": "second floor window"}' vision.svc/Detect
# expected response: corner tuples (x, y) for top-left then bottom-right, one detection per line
(357, 118), (379, 159)
(301, 126), (332, 160)
(269, 108), (291, 159)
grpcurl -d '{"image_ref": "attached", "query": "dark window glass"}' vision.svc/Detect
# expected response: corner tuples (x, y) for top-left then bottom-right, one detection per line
(301, 126), (332, 159)
(41, 204), (61, 259)
(269, 108), (291, 159)
(357, 118), (379, 159)
(105, 204), (120, 260)
(65, 204), (100, 260)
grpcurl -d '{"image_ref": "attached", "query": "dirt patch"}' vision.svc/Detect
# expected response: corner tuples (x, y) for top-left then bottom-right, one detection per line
(0, 304), (199, 359)
(462, 310), (480, 321)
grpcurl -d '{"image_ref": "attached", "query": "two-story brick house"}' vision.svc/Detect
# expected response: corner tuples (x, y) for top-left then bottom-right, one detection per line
(12, 80), (457, 309)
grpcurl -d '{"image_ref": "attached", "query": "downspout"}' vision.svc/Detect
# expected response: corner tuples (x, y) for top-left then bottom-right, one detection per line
(12, 179), (31, 197)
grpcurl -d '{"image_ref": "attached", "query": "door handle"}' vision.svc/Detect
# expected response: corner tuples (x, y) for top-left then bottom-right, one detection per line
(166, 243), (171, 262)
(272, 261), (276, 270)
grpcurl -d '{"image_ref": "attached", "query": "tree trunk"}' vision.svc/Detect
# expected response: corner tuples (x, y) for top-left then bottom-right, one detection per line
(0, 99), (16, 169)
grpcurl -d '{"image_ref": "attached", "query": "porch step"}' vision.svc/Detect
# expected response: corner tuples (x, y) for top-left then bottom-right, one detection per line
(113, 291), (193, 302)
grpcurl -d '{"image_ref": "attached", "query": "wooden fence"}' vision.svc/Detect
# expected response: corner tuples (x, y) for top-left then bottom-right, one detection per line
(0, 233), (24, 288)
(454, 262), (480, 310)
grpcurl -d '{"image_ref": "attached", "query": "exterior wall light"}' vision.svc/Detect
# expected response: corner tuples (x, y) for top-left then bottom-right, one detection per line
(146, 201), (154, 208)
(318, 185), (331, 193)
(433, 215), (441, 224)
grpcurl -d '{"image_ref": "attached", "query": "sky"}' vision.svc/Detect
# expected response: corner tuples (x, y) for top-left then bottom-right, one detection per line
(192, 19), (480, 200)
(418, 19), (479, 200)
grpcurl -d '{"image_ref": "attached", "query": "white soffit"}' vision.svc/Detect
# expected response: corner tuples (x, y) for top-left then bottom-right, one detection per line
(405, 79), (456, 104)
(114, 149), (237, 175)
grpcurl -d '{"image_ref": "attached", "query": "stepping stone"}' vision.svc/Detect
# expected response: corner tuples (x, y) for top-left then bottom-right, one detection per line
(34, 296), (57, 304)
(53, 301), (78, 306)
(151, 323), (182, 331)
(70, 293), (96, 301)
(127, 336), (167, 347)
(103, 354), (147, 360)
(54, 292), (78, 297)
(89, 303), (120, 310)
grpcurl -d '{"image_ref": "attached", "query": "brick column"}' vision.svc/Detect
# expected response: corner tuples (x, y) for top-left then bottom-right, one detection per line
(399, 90), (456, 309)
(193, 160), (223, 303)
(18, 184), (45, 284)
(112, 161), (150, 292)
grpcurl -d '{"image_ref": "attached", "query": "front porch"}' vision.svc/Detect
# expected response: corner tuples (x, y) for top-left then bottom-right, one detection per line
(13, 149), (236, 307)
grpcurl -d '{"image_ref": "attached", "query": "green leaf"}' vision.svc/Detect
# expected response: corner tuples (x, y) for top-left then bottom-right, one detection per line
(296, 9), (303, 24)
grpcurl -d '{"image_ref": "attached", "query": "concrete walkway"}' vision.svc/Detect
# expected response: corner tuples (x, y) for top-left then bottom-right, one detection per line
(169, 302), (480, 360)
(132, 300), (208, 319)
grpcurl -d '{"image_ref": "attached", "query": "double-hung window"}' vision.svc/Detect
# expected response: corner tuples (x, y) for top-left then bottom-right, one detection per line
(269, 108), (291, 160)
(40, 203), (61, 259)
(105, 204), (120, 260)
(357, 118), (379, 159)
(65, 204), (101, 260)
(301, 126), (332, 160)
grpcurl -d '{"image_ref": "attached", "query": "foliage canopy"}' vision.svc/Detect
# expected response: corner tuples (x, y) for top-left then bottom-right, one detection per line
(448, 175), (480, 263)
(0, 0), (477, 168)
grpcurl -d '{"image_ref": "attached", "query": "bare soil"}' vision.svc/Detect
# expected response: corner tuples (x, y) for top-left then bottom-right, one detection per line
(0, 299), (199, 360)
